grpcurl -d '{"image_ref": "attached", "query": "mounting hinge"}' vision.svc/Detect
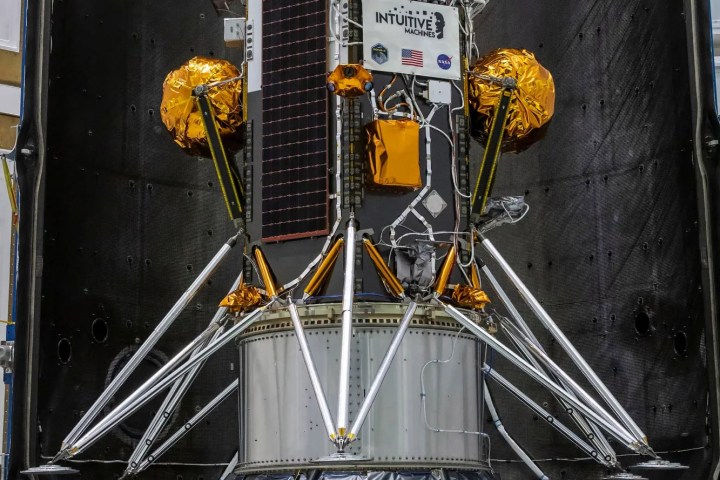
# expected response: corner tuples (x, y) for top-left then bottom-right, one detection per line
(0, 341), (14, 373)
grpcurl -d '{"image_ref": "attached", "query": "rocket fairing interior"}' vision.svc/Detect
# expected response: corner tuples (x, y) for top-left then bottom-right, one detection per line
(9, 1), (720, 480)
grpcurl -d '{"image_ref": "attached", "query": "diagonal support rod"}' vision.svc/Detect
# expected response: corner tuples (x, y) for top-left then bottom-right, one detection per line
(61, 303), (271, 459)
(60, 232), (242, 450)
(484, 365), (611, 467)
(499, 317), (619, 467)
(484, 384), (549, 480)
(349, 301), (417, 439)
(501, 320), (645, 447)
(502, 323), (618, 467)
(288, 302), (336, 442)
(480, 235), (650, 447)
(336, 216), (357, 442)
(124, 274), (244, 474)
(440, 302), (647, 453)
(136, 379), (239, 473)
(483, 261), (618, 466)
(58, 232), (241, 451)
(126, 328), (222, 473)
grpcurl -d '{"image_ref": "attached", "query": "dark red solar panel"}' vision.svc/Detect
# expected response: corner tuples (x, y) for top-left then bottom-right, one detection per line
(261, 0), (329, 242)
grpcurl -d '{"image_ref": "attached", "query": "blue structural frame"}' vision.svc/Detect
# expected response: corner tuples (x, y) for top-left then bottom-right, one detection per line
(4, 0), (29, 477)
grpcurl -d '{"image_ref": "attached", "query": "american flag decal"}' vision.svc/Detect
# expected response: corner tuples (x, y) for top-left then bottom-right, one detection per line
(401, 48), (423, 67)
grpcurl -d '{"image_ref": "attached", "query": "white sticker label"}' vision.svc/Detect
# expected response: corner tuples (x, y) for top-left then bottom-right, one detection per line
(362, 0), (461, 80)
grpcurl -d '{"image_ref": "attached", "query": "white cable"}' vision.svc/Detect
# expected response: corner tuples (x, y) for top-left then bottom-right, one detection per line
(389, 106), (438, 248)
(420, 327), (485, 435)
(485, 384), (549, 480)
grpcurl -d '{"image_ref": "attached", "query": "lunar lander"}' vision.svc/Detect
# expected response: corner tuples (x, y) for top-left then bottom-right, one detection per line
(21, 1), (694, 479)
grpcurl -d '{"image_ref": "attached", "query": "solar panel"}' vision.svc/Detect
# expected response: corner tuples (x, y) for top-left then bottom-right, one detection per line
(261, 0), (329, 242)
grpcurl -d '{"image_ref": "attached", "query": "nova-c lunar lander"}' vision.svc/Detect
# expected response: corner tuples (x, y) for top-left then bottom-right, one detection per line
(22, 1), (693, 479)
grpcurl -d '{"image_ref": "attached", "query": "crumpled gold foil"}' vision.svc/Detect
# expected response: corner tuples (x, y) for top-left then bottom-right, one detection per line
(219, 283), (263, 313)
(365, 118), (421, 189)
(160, 56), (243, 156)
(452, 284), (491, 310)
(468, 48), (555, 152)
(327, 64), (373, 98)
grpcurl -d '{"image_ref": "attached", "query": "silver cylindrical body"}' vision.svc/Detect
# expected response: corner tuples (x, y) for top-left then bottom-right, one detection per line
(238, 303), (490, 473)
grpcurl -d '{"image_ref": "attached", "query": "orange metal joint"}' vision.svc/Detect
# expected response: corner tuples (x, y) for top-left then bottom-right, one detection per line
(470, 262), (482, 290)
(252, 246), (279, 297)
(304, 236), (345, 298)
(362, 237), (405, 299)
(433, 245), (457, 296)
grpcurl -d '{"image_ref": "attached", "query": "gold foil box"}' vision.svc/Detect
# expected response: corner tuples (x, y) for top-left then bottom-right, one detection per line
(365, 118), (421, 190)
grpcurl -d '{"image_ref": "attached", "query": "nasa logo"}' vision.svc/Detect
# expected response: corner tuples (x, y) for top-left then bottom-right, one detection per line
(437, 54), (452, 70)
(371, 43), (389, 65)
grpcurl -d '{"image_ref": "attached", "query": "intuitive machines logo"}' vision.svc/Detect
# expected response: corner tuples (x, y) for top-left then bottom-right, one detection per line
(374, 5), (445, 39)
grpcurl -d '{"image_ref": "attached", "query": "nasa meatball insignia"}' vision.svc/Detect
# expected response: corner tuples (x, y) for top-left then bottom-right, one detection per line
(437, 54), (452, 70)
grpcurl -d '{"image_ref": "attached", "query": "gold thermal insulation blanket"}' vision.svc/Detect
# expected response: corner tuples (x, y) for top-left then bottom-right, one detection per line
(452, 284), (491, 310)
(365, 119), (421, 189)
(219, 284), (263, 314)
(468, 48), (555, 152)
(160, 56), (244, 156)
(327, 64), (373, 98)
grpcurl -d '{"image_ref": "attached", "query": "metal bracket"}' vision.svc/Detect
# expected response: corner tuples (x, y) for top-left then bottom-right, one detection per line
(0, 341), (13, 372)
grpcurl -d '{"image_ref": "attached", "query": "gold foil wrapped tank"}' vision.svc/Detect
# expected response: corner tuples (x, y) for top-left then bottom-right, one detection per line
(365, 118), (421, 190)
(468, 48), (555, 152)
(160, 56), (244, 156)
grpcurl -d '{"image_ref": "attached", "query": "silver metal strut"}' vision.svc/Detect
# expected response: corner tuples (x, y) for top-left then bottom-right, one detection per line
(124, 273), (243, 475)
(484, 365), (610, 467)
(336, 216), (357, 442)
(440, 302), (645, 452)
(59, 232), (241, 451)
(349, 301), (418, 439)
(480, 236), (651, 448)
(502, 322), (639, 436)
(484, 384), (549, 480)
(483, 263), (618, 465)
(136, 379), (239, 473)
(126, 328), (223, 473)
(501, 322), (618, 467)
(484, 270), (619, 467)
(59, 320), (225, 460)
(219, 451), (239, 480)
(288, 302), (337, 442)
(62, 303), (271, 459)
